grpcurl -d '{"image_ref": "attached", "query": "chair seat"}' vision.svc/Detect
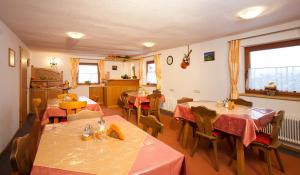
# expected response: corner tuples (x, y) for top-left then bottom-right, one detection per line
(254, 132), (271, 145)
(125, 104), (134, 109)
(212, 130), (225, 137)
(141, 104), (150, 110)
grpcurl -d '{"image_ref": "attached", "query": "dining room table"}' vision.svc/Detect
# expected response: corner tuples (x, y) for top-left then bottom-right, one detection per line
(42, 96), (104, 124)
(127, 91), (165, 124)
(31, 115), (186, 175)
(173, 100), (275, 175)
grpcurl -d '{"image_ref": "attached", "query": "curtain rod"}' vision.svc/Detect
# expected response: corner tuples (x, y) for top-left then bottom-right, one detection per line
(229, 26), (300, 42)
(140, 53), (161, 59)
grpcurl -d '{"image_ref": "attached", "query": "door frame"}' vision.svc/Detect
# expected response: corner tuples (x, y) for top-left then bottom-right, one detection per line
(19, 47), (28, 127)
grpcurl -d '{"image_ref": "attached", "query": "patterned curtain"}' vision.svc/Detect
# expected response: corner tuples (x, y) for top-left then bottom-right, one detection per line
(139, 59), (144, 86)
(70, 58), (80, 88)
(98, 59), (105, 82)
(154, 54), (162, 90)
(228, 40), (240, 99)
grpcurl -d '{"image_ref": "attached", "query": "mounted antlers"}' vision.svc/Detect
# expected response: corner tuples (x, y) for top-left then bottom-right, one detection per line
(181, 45), (192, 69)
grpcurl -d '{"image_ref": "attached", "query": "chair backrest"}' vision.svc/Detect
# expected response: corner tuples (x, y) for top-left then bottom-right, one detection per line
(10, 120), (41, 174)
(177, 97), (193, 104)
(59, 101), (87, 115)
(140, 115), (164, 137)
(191, 106), (217, 137)
(147, 93), (162, 111)
(118, 90), (135, 107)
(153, 89), (161, 94)
(90, 96), (99, 103)
(57, 93), (77, 101)
(32, 98), (41, 121)
(270, 110), (285, 145)
(229, 98), (253, 107)
(67, 110), (103, 121)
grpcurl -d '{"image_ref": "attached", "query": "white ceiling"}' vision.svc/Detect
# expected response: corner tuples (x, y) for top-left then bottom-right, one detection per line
(0, 0), (300, 56)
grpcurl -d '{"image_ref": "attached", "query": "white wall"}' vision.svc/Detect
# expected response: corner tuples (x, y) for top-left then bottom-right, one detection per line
(0, 20), (29, 152)
(30, 51), (138, 96)
(142, 20), (300, 118)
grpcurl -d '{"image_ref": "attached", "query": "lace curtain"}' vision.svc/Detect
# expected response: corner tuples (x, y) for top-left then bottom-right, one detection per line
(248, 66), (300, 92)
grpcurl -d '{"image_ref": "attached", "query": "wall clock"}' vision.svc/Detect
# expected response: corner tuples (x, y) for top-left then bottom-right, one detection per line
(166, 56), (173, 65)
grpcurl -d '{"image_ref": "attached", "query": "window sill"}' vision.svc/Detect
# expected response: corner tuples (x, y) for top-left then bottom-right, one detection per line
(142, 84), (157, 87)
(240, 93), (300, 102)
(78, 83), (100, 86)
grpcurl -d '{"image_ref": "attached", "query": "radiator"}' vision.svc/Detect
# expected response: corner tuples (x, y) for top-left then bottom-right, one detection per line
(262, 114), (300, 146)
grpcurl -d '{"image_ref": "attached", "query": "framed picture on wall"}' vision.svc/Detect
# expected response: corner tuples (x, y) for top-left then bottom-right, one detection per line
(112, 65), (117, 70)
(204, 51), (215, 61)
(8, 48), (16, 67)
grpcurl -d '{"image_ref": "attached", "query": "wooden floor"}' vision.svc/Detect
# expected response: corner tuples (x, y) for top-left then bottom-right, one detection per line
(1, 106), (300, 175)
(103, 107), (300, 175)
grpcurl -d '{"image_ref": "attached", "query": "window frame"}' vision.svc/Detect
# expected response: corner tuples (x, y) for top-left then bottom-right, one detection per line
(146, 60), (157, 86)
(244, 39), (300, 97)
(77, 62), (100, 85)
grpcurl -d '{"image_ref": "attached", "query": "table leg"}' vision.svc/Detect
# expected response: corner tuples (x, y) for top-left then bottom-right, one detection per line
(236, 138), (245, 175)
(182, 122), (190, 148)
(137, 106), (141, 125)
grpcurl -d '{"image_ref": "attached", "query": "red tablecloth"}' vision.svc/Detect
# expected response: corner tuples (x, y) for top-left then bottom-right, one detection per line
(174, 102), (275, 146)
(31, 115), (186, 175)
(127, 92), (166, 108)
(42, 96), (104, 124)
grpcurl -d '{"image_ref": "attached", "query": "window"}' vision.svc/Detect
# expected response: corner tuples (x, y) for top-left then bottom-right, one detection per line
(146, 61), (157, 85)
(77, 63), (100, 84)
(245, 39), (300, 96)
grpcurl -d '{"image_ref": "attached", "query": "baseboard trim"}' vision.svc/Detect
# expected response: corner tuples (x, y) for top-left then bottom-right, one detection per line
(281, 143), (300, 154)
(0, 129), (18, 158)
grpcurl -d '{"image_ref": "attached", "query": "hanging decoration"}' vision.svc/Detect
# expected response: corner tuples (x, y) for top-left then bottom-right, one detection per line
(180, 45), (192, 69)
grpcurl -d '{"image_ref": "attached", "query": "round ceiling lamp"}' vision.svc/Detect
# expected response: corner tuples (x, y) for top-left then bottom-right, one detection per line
(143, 42), (155, 48)
(237, 6), (265, 19)
(66, 32), (85, 39)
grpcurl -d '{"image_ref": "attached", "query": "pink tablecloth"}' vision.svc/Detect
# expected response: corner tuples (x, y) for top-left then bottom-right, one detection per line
(128, 92), (166, 108)
(42, 96), (104, 124)
(174, 104), (275, 146)
(31, 115), (186, 175)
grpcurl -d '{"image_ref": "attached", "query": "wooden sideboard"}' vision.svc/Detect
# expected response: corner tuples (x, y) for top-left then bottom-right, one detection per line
(89, 86), (104, 105)
(29, 66), (63, 113)
(102, 79), (139, 108)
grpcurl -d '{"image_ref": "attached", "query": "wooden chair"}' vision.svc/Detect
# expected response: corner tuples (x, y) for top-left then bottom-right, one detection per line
(57, 93), (77, 101)
(122, 93), (135, 121)
(140, 115), (164, 137)
(10, 120), (41, 175)
(250, 111), (285, 175)
(177, 97), (194, 142)
(141, 93), (162, 121)
(32, 98), (42, 121)
(229, 98), (253, 107)
(58, 101), (87, 122)
(190, 106), (231, 171)
(67, 110), (103, 121)
(90, 96), (99, 103)
(177, 97), (193, 104)
(153, 89), (161, 94)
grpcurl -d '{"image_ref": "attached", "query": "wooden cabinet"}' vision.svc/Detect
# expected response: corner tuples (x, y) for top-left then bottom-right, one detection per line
(29, 88), (63, 113)
(89, 86), (104, 104)
(103, 79), (139, 108)
(29, 66), (63, 114)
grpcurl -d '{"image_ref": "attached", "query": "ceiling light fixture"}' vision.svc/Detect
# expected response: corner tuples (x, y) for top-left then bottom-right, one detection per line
(238, 6), (265, 19)
(67, 32), (85, 39)
(143, 42), (155, 48)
